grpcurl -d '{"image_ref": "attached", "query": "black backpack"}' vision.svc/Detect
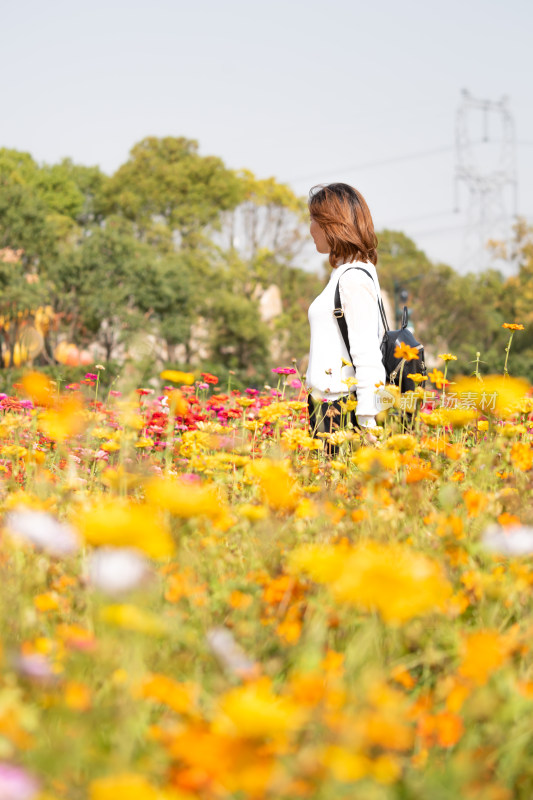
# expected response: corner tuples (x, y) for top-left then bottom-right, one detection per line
(333, 266), (427, 394)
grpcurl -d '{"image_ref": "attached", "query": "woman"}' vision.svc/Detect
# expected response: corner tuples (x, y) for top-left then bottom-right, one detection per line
(306, 182), (386, 447)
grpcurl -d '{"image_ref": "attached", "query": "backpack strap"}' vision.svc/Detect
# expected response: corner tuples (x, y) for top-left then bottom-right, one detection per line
(333, 267), (390, 367)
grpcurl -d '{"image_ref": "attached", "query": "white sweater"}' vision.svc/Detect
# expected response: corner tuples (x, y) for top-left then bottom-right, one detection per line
(306, 261), (386, 424)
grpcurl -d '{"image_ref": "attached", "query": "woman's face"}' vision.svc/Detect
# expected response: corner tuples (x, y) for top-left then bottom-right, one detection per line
(310, 217), (330, 254)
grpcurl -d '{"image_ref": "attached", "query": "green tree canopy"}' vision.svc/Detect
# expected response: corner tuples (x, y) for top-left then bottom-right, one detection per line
(103, 137), (244, 238)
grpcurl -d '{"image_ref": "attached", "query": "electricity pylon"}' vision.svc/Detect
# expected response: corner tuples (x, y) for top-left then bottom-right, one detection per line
(455, 89), (518, 273)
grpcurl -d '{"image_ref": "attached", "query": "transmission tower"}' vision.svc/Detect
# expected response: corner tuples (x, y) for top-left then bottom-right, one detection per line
(455, 89), (518, 273)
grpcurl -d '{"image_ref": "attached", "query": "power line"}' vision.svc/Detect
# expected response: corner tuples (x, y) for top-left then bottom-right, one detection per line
(289, 145), (454, 184)
(380, 209), (457, 227)
(289, 138), (533, 187)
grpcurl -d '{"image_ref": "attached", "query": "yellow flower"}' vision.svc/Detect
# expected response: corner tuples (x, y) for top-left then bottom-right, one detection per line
(281, 429), (323, 450)
(294, 498), (319, 519)
(216, 677), (307, 738)
(258, 401), (292, 423)
(38, 396), (86, 442)
(438, 353), (457, 361)
(322, 746), (370, 782)
(34, 592), (60, 612)
(438, 408), (478, 428)
(290, 542), (452, 623)
(160, 369), (195, 385)
(385, 434), (417, 452)
(406, 373), (426, 383)
(352, 447), (400, 473)
(76, 499), (175, 558)
(246, 459), (300, 512)
(100, 604), (167, 636)
(89, 773), (164, 800)
(145, 477), (224, 520)
(237, 503), (269, 521)
(452, 375), (530, 419)
(341, 377), (358, 389)
(22, 371), (54, 406)
(135, 436), (154, 449)
(501, 423), (527, 437)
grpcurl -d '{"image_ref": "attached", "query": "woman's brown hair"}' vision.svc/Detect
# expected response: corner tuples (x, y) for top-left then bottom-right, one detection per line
(308, 183), (378, 267)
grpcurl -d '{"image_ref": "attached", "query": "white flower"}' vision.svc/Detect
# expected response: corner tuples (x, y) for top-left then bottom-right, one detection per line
(5, 509), (80, 556)
(88, 548), (151, 595)
(481, 524), (533, 556)
(207, 627), (256, 678)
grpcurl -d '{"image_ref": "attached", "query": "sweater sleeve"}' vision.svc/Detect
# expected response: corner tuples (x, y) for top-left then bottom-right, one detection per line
(339, 270), (385, 417)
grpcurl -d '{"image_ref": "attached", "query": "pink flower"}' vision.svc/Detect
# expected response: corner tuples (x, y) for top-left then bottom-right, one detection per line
(84, 373), (98, 380)
(271, 367), (297, 375)
(0, 764), (39, 799)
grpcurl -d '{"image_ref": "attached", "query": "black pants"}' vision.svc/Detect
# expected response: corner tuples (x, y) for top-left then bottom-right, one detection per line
(307, 394), (360, 456)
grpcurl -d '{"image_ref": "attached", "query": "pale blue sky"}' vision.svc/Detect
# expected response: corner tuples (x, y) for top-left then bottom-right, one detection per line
(2, 0), (531, 272)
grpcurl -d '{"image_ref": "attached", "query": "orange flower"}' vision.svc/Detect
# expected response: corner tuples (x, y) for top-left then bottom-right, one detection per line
(405, 462), (439, 483)
(417, 712), (464, 748)
(433, 711), (464, 747)
(65, 681), (92, 712)
(391, 666), (415, 689)
(427, 368), (448, 389)
(229, 590), (253, 610)
(502, 322), (524, 330)
(138, 673), (196, 714)
(394, 343), (420, 361)
(458, 630), (512, 686)
(22, 371), (54, 407)
(463, 489), (488, 518)
(510, 442), (533, 472)
(497, 512), (521, 527)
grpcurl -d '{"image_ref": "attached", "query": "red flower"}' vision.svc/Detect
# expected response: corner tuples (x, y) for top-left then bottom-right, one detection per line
(200, 372), (219, 385)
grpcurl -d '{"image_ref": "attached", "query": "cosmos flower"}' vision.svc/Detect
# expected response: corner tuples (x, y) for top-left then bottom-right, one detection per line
(0, 764), (39, 800)
(481, 523), (533, 556)
(87, 548), (152, 595)
(5, 508), (80, 556)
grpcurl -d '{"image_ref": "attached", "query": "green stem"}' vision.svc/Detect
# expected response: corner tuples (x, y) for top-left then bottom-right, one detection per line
(442, 363), (448, 405)
(503, 333), (514, 378)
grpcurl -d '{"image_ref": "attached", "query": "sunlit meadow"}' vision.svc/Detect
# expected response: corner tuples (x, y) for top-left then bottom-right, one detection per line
(0, 333), (533, 800)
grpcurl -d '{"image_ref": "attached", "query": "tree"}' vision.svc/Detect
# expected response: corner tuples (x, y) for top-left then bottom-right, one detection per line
(50, 220), (151, 360)
(102, 137), (244, 239)
(208, 291), (270, 375)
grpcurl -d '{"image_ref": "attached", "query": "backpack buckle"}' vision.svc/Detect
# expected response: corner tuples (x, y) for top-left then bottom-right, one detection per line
(333, 308), (344, 319)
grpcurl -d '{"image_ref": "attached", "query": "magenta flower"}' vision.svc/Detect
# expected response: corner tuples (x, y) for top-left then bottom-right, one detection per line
(271, 367), (297, 375)
(84, 373), (98, 380)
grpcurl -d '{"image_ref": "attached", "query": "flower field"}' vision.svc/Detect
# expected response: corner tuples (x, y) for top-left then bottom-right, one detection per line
(0, 361), (533, 800)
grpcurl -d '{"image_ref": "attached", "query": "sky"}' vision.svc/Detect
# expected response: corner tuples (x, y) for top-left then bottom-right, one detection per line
(1, 0), (532, 274)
